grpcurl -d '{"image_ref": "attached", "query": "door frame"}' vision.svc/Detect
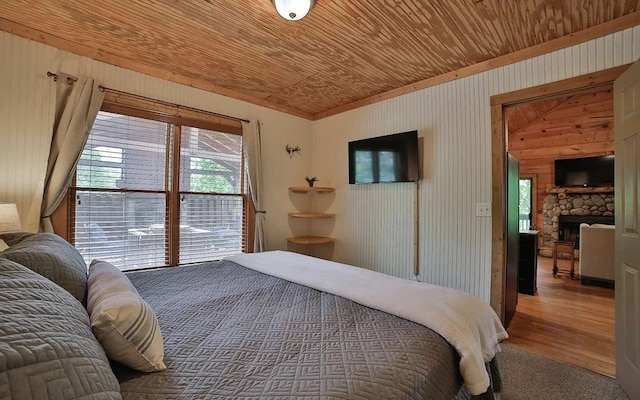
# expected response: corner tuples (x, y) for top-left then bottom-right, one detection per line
(489, 65), (628, 320)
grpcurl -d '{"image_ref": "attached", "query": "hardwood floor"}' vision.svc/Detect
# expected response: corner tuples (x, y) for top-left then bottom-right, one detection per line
(506, 256), (615, 377)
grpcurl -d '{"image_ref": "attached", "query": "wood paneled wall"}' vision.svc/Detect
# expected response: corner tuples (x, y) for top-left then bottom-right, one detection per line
(507, 88), (614, 241)
(311, 27), (639, 301)
(0, 31), (313, 249)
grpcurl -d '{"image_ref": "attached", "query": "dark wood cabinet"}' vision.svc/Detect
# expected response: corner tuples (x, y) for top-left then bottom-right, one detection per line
(518, 231), (539, 295)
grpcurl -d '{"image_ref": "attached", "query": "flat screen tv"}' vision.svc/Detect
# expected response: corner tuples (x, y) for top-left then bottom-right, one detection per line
(348, 130), (419, 184)
(554, 156), (614, 187)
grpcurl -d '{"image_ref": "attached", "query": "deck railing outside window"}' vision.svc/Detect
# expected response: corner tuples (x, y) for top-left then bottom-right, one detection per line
(73, 107), (245, 271)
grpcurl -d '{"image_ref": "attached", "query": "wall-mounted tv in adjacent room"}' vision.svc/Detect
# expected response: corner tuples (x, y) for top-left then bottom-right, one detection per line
(348, 130), (419, 184)
(554, 155), (614, 187)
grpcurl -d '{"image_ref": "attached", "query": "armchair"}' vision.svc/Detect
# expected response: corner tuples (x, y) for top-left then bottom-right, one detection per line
(579, 223), (615, 286)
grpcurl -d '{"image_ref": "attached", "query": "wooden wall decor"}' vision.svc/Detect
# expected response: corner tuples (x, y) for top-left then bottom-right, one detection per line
(0, 1), (639, 119)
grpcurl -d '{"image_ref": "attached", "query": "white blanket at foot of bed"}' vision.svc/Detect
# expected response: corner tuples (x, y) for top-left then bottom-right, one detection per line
(226, 251), (508, 396)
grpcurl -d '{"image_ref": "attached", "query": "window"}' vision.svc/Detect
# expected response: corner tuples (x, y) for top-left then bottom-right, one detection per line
(519, 178), (532, 231)
(72, 94), (245, 270)
(178, 126), (244, 264)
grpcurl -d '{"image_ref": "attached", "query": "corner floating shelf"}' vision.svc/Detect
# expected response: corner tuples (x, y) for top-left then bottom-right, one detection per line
(289, 186), (335, 194)
(287, 236), (335, 245)
(546, 186), (614, 194)
(287, 186), (336, 249)
(289, 212), (335, 218)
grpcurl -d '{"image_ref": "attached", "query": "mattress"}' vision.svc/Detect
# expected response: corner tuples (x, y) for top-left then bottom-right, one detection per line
(116, 260), (499, 399)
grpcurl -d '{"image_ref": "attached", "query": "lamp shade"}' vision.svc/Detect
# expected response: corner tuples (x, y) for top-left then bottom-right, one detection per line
(0, 203), (22, 233)
(273, 0), (315, 21)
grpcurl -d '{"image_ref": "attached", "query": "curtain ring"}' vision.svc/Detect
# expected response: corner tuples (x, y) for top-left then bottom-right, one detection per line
(66, 77), (75, 85)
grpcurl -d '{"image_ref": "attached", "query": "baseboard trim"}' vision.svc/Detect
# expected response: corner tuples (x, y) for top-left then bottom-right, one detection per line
(580, 277), (614, 289)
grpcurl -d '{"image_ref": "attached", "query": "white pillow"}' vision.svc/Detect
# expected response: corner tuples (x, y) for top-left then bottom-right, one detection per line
(87, 260), (166, 372)
(0, 239), (8, 252)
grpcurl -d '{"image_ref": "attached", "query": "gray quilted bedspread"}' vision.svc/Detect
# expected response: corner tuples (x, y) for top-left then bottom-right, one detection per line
(0, 258), (121, 400)
(117, 261), (475, 399)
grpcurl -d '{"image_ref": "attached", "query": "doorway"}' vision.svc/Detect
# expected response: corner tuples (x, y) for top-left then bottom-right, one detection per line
(489, 66), (626, 376)
(505, 89), (616, 376)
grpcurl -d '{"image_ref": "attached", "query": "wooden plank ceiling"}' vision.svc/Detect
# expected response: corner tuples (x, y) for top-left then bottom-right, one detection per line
(0, 1), (638, 119)
(507, 88), (614, 163)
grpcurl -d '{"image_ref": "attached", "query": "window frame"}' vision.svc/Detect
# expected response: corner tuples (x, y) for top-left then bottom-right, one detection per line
(518, 174), (537, 232)
(67, 93), (250, 269)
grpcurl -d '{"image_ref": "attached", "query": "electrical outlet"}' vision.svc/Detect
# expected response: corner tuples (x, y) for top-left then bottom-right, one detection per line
(476, 202), (491, 217)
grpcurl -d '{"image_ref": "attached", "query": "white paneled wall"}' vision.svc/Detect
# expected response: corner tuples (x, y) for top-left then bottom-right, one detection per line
(2, 26), (640, 301)
(0, 32), (313, 248)
(0, 33), (56, 232)
(312, 26), (640, 301)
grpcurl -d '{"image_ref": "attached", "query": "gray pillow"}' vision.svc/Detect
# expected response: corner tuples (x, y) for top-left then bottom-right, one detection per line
(0, 258), (121, 399)
(0, 233), (88, 303)
(0, 231), (35, 246)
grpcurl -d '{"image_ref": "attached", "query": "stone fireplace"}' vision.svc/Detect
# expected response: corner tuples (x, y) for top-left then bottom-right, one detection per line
(541, 192), (614, 255)
(557, 214), (615, 249)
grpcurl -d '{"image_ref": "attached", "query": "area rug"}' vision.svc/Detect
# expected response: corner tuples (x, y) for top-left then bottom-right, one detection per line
(497, 343), (629, 400)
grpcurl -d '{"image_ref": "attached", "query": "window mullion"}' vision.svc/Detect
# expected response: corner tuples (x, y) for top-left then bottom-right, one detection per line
(240, 140), (253, 252)
(169, 124), (182, 266)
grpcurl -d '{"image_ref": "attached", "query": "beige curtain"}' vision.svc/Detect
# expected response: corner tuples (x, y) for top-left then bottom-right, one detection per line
(242, 119), (265, 252)
(40, 73), (105, 232)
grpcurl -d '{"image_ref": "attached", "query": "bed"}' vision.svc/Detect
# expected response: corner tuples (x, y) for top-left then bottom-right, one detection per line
(0, 233), (505, 399)
(114, 251), (507, 399)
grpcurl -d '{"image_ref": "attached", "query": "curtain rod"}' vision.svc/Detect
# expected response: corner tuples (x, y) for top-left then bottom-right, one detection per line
(47, 71), (251, 124)
(47, 71), (78, 85)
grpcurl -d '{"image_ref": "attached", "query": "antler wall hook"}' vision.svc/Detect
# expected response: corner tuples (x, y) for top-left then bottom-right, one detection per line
(285, 144), (301, 157)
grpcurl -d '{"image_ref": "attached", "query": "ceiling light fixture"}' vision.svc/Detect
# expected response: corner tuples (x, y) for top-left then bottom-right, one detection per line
(272, 0), (316, 21)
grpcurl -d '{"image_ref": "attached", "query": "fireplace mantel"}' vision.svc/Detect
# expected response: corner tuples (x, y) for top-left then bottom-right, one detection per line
(546, 186), (614, 194)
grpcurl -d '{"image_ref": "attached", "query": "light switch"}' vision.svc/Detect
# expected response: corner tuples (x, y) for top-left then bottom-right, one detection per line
(476, 202), (491, 217)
